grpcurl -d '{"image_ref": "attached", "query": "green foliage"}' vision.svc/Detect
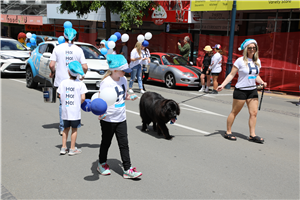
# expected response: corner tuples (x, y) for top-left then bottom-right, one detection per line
(60, 0), (157, 30)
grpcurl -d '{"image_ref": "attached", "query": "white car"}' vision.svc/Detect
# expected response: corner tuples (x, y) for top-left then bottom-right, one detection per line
(25, 41), (109, 93)
(0, 38), (31, 75)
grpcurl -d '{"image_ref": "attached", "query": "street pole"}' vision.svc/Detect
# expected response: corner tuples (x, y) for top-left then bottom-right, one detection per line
(225, 0), (236, 89)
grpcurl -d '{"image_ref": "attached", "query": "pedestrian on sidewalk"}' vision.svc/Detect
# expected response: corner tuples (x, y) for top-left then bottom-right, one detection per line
(57, 61), (88, 155)
(207, 44), (223, 94)
(177, 36), (190, 60)
(216, 39), (267, 143)
(97, 54), (142, 179)
(199, 45), (213, 93)
(128, 42), (144, 94)
(141, 40), (151, 91)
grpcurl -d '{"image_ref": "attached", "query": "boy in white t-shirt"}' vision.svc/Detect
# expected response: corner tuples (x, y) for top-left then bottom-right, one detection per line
(57, 61), (88, 156)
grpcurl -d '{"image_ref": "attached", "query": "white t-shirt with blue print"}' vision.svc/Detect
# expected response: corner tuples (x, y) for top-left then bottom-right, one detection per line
(234, 57), (261, 90)
(100, 76), (127, 122)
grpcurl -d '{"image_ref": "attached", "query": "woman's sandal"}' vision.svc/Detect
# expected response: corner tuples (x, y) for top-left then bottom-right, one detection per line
(224, 133), (237, 141)
(248, 135), (264, 144)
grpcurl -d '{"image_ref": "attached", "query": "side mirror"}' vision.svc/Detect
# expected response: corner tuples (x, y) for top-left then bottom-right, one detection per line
(43, 52), (52, 58)
(154, 60), (159, 65)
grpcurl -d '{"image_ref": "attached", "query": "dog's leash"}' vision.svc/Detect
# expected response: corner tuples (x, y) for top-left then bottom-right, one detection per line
(178, 93), (209, 104)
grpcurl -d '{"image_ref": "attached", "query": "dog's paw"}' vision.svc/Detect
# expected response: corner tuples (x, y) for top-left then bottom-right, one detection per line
(141, 128), (149, 132)
(165, 135), (174, 140)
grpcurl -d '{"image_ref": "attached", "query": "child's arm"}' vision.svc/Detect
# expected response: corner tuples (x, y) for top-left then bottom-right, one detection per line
(81, 93), (85, 104)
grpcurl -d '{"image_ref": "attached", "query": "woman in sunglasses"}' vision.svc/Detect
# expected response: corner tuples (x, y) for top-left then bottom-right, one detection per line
(216, 39), (267, 143)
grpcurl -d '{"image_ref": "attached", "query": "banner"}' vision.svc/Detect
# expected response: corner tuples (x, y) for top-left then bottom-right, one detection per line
(191, 0), (300, 11)
(1, 14), (43, 25)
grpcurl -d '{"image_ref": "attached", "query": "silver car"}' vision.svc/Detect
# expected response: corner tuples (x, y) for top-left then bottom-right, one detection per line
(25, 41), (108, 93)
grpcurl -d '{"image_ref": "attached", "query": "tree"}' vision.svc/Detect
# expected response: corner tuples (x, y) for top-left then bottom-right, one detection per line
(60, 1), (158, 39)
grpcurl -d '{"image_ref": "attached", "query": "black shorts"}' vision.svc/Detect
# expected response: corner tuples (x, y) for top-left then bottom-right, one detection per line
(211, 73), (220, 76)
(202, 66), (210, 75)
(63, 120), (81, 128)
(233, 88), (258, 100)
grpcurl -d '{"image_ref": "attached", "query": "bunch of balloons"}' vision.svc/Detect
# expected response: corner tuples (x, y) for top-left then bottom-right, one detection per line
(137, 32), (152, 43)
(25, 32), (37, 48)
(81, 88), (118, 116)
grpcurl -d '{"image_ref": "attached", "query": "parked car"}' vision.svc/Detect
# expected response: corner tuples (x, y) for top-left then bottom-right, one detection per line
(25, 35), (58, 46)
(25, 41), (108, 93)
(148, 52), (202, 89)
(0, 38), (31, 75)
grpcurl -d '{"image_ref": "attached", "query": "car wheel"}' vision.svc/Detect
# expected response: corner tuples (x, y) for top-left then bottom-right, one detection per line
(165, 73), (176, 89)
(26, 67), (38, 88)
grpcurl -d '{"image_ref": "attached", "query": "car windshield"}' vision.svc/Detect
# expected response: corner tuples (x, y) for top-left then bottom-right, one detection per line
(161, 54), (191, 66)
(77, 44), (106, 60)
(0, 40), (27, 51)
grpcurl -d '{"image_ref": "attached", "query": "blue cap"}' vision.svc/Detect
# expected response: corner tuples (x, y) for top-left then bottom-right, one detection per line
(106, 54), (132, 73)
(68, 61), (84, 76)
(64, 28), (77, 43)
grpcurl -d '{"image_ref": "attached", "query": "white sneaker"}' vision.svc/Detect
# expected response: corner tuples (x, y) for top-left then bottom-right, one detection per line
(60, 147), (68, 155)
(205, 87), (209, 93)
(68, 147), (82, 156)
(199, 87), (204, 92)
(140, 89), (145, 94)
(128, 89), (134, 93)
(123, 167), (142, 179)
(97, 162), (111, 175)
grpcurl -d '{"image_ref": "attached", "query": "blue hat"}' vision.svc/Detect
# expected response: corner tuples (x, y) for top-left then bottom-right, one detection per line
(238, 39), (257, 51)
(142, 40), (149, 47)
(106, 54), (132, 73)
(64, 28), (77, 43)
(68, 61), (84, 76)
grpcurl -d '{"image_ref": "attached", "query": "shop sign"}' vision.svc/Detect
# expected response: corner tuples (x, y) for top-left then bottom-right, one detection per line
(191, 0), (300, 11)
(170, 24), (194, 29)
(25, 25), (54, 32)
(1, 14), (43, 25)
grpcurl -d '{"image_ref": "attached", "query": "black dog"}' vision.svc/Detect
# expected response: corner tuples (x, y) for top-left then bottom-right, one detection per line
(139, 92), (180, 140)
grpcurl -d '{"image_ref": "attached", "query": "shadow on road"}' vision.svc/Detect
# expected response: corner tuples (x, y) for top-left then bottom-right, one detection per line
(205, 130), (248, 140)
(287, 100), (300, 106)
(135, 125), (165, 140)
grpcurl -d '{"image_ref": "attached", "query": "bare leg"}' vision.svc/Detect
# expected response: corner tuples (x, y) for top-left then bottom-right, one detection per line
(227, 99), (246, 138)
(200, 74), (205, 86)
(206, 75), (211, 88)
(212, 75), (219, 90)
(62, 127), (70, 148)
(246, 98), (262, 139)
(70, 127), (78, 150)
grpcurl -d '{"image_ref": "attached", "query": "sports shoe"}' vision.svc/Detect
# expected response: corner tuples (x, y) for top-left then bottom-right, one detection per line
(60, 147), (68, 155)
(140, 89), (145, 94)
(128, 89), (134, 93)
(211, 90), (218, 94)
(205, 87), (209, 93)
(68, 147), (82, 156)
(97, 162), (111, 175)
(59, 130), (63, 136)
(123, 167), (142, 179)
(199, 87), (205, 92)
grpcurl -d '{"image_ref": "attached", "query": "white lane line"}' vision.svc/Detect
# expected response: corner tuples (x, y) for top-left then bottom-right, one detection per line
(190, 92), (232, 98)
(126, 109), (210, 135)
(181, 103), (226, 117)
(10, 79), (26, 84)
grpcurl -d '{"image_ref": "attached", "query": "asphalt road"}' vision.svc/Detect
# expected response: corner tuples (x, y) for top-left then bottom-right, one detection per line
(1, 75), (299, 199)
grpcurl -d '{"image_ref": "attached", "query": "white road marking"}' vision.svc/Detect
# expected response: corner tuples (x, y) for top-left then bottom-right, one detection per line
(10, 79), (26, 84)
(126, 109), (210, 135)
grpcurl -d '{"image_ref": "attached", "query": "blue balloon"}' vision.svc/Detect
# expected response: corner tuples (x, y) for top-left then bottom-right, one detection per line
(26, 42), (31, 47)
(100, 48), (108, 55)
(64, 21), (72, 28)
(114, 32), (121, 40)
(81, 99), (91, 112)
(105, 41), (109, 49)
(110, 35), (117, 42)
(31, 34), (36, 38)
(30, 37), (36, 43)
(91, 98), (107, 115)
(58, 36), (65, 44)
(108, 38), (111, 41)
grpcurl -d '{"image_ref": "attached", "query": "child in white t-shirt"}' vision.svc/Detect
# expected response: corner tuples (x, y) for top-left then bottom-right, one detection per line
(97, 54), (142, 179)
(57, 61), (88, 155)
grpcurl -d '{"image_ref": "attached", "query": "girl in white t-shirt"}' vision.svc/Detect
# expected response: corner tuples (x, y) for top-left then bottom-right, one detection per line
(217, 39), (267, 143)
(128, 42), (144, 94)
(96, 54), (142, 179)
(141, 40), (151, 91)
(207, 44), (223, 94)
(57, 61), (88, 156)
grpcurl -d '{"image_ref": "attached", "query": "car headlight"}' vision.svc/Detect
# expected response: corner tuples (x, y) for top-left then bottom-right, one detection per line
(183, 72), (194, 77)
(1, 55), (15, 59)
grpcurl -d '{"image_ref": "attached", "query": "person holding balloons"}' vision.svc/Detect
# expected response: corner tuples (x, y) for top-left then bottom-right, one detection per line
(57, 61), (88, 156)
(49, 21), (88, 136)
(141, 40), (151, 91)
(97, 54), (142, 179)
(128, 42), (144, 94)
